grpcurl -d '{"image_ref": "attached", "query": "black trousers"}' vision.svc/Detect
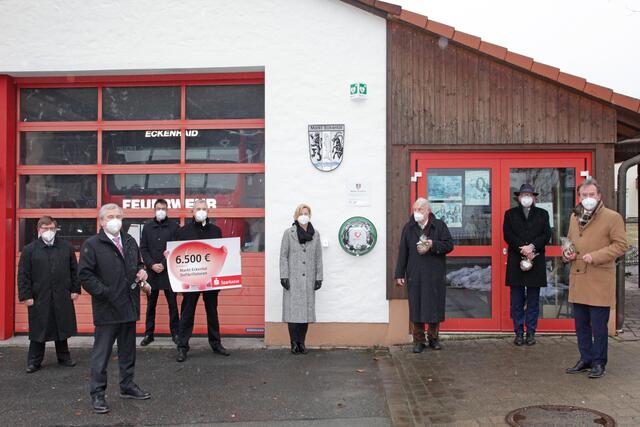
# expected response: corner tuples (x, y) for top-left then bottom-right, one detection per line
(90, 322), (136, 398)
(144, 288), (179, 338)
(177, 291), (221, 352)
(287, 323), (309, 343)
(28, 339), (71, 366)
(574, 303), (610, 367)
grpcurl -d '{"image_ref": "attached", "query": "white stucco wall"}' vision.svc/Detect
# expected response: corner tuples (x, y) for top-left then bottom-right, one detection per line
(0, 0), (389, 323)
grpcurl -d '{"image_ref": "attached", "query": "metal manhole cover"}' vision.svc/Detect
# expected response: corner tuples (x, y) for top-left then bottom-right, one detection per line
(506, 405), (615, 427)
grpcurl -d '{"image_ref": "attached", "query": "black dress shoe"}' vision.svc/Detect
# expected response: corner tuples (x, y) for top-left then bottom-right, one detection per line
(429, 339), (442, 350)
(212, 344), (230, 356)
(588, 364), (606, 379)
(140, 336), (154, 346)
(120, 384), (151, 400)
(92, 395), (109, 414)
(176, 349), (187, 362)
(412, 343), (426, 353)
(297, 342), (309, 354)
(566, 360), (591, 374)
(290, 341), (300, 354)
(526, 332), (536, 346)
(58, 359), (76, 367)
(25, 364), (41, 374)
(514, 334), (524, 346)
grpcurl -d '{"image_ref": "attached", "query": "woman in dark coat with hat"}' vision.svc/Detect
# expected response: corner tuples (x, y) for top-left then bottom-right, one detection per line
(503, 184), (552, 346)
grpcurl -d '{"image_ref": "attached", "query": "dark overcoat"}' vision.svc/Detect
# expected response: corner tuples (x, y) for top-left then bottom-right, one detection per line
(17, 237), (80, 342)
(175, 218), (222, 241)
(140, 217), (180, 290)
(503, 205), (551, 287)
(394, 214), (454, 323)
(78, 229), (145, 326)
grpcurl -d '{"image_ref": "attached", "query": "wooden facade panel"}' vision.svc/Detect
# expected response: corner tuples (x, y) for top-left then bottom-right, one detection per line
(388, 21), (616, 146)
(386, 21), (619, 301)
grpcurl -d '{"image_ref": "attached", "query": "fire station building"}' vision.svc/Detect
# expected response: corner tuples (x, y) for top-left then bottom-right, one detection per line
(1, 0), (639, 346)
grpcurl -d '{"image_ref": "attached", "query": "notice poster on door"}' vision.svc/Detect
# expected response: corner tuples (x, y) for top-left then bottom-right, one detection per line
(166, 237), (242, 292)
(464, 170), (490, 206)
(428, 176), (462, 201)
(432, 202), (462, 228)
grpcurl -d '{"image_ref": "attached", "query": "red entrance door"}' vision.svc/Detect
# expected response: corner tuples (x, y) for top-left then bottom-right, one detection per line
(412, 152), (591, 332)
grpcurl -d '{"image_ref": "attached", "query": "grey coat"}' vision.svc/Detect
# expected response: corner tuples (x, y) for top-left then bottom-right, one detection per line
(279, 225), (323, 323)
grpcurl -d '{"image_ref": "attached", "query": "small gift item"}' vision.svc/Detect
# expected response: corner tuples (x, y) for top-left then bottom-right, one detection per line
(520, 253), (538, 271)
(560, 237), (576, 259)
(416, 234), (431, 255)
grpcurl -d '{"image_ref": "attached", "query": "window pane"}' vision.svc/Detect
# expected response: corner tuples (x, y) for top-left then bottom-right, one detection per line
(215, 218), (264, 252)
(186, 129), (264, 164)
(20, 131), (97, 165)
(509, 168), (576, 245)
(19, 175), (96, 208)
(186, 85), (264, 119)
(540, 257), (572, 319)
(446, 257), (492, 319)
(19, 218), (96, 252)
(186, 173), (264, 208)
(20, 88), (97, 122)
(102, 86), (180, 120)
(427, 168), (492, 245)
(102, 174), (180, 206)
(103, 130), (180, 164)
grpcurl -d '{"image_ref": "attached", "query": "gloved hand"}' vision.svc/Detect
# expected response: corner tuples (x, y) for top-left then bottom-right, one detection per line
(280, 278), (290, 290)
(314, 280), (322, 290)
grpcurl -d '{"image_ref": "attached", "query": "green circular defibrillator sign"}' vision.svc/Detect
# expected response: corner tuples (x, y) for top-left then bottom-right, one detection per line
(338, 216), (377, 256)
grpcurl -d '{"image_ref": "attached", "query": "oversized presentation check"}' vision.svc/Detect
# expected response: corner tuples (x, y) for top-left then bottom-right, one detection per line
(166, 237), (242, 292)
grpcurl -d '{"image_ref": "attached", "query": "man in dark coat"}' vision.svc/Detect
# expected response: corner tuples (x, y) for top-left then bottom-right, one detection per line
(503, 183), (552, 346)
(395, 198), (454, 353)
(79, 203), (152, 414)
(17, 216), (80, 373)
(139, 199), (180, 346)
(175, 199), (229, 362)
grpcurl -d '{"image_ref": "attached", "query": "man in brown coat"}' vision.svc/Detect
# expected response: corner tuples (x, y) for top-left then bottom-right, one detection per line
(564, 178), (628, 379)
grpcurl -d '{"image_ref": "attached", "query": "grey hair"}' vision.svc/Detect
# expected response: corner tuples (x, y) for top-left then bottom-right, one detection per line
(578, 178), (602, 195)
(99, 203), (123, 220)
(413, 197), (431, 210)
(192, 199), (207, 208)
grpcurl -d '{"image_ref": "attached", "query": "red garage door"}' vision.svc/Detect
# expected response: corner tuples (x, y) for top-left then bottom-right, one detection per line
(14, 73), (265, 336)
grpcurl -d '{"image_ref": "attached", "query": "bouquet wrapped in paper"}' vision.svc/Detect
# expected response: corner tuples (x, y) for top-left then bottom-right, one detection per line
(416, 234), (431, 255)
(560, 237), (576, 259)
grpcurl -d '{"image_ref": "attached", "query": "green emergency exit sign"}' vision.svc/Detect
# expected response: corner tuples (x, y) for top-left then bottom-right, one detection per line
(350, 82), (367, 99)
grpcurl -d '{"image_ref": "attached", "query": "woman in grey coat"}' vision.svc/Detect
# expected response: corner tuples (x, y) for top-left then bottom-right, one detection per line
(280, 204), (323, 354)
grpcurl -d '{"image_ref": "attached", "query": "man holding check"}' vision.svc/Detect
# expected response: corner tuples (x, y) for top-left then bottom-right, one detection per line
(174, 199), (230, 362)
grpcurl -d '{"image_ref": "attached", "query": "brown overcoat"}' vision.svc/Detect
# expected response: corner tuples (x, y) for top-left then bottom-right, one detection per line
(567, 203), (629, 307)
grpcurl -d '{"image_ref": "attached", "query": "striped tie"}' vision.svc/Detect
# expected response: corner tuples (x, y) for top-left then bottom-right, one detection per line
(113, 235), (124, 257)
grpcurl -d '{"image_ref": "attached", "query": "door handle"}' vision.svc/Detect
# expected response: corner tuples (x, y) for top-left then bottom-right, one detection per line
(502, 248), (507, 255)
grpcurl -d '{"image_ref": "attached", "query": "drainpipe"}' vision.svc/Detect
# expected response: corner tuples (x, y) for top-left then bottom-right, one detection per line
(615, 138), (640, 332)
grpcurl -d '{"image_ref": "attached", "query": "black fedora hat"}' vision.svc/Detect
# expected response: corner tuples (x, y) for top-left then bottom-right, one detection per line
(514, 183), (539, 196)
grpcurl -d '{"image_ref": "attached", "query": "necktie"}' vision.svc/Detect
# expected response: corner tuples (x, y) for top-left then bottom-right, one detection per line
(113, 235), (124, 257)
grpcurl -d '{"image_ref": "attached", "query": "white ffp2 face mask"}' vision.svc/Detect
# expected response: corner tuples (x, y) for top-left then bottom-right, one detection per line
(297, 215), (310, 225)
(195, 210), (208, 223)
(413, 212), (425, 223)
(581, 197), (598, 211)
(105, 218), (122, 235)
(520, 196), (533, 208)
(41, 230), (56, 244)
(155, 210), (167, 221)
